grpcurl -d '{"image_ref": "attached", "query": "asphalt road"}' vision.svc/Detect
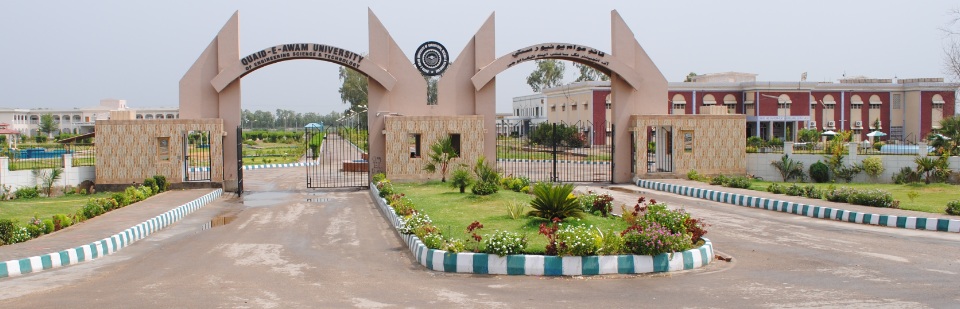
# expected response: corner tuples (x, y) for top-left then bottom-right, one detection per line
(1, 166), (958, 308)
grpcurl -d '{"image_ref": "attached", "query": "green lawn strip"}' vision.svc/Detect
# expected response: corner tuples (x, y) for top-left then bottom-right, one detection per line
(242, 142), (304, 165)
(745, 181), (958, 214)
(393, 181), (629, 253)
(0, 193), (112, 223)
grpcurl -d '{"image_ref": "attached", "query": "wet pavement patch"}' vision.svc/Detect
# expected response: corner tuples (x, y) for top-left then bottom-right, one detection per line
(241, 191), (295, 207)
(202, 214), (237, 230)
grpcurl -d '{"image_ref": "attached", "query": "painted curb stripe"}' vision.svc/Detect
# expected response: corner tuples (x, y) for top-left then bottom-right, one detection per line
(0, 189), (223, 279)
(369, 183), (714, 276)
(635, 179), (960, 234)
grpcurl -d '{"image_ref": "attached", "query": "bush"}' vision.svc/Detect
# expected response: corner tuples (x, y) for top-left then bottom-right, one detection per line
(112, 192), (130, 207)
(15, 186), (40, 199)
(42, 219), (54, 234)
(686, 170), (702, 181)
(709, 175), (729, 186)
(847, 189), (894, 208)
(143, 177), (159, 194)
(152, 175), (168, 192)
(0, 219), (16, 245)
(471, 156), (500, 195)
(785, 184), (803, 197)
(398, 212), (432, 235)
(376, 180), (395, 198)
(597, 230), (626, 255)
(82, 201), (106, 219)
(622, 221), (692, 256)
(554, 224), (601, 256)
(892, 167), (920, 184)
(766, 183), (785, 194)
(746, 136), (764, 148)
(947, 200), (960, 216)
(724, 176), (751, 189)
(809, 161), (830, 183)
(824, 187), (856, 203)
(873, 141), (885, 151)
(862, 157), (884, 178)
(52, 214), (73, 231)
(449, 166), (473, 194)
(471, 181), (500, 196)
(483, 230), (527, 256)
(801, 185), (823, 199)
(527, 182), (583, 221)
(372, 173), (387, 184)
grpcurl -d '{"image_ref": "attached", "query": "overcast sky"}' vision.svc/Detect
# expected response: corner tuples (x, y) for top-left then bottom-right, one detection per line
(1, 1), (957, 114)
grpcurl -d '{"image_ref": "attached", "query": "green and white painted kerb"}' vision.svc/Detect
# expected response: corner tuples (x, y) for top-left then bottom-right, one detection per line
(496, 159), (611, 165)
(0, 189), (222, 279)
(636, 179), (960, 233)
(190, 162), (320, 172)
(370, 184), (714, 276)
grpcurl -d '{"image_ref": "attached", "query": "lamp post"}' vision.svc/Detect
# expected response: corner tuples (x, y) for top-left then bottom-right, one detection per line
(761, 94), (787, 142)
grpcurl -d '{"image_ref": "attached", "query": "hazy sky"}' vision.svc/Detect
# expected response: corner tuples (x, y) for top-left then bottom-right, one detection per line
(1, 1), (957, 114)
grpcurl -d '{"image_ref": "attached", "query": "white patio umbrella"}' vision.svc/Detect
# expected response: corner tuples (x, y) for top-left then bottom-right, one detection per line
(821, 130), (837, 136)
(866, 130), (887, 137)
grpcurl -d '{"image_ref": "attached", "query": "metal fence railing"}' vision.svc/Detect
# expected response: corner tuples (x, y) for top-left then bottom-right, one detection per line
(1, 143), (96, 170)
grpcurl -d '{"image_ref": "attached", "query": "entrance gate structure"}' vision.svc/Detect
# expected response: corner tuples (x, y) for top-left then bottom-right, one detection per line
(498, 121), (613, 182)
(305, 124), (369, 188)
(180, 10), (669, 191)
(183, 130), (212, 182)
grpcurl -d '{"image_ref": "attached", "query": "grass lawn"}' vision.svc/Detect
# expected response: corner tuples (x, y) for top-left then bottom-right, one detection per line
(393, 181), (629, 254)
(0, 193), (112, 223)
(242, 142), (304, 165)
(744, 180), (959, 214)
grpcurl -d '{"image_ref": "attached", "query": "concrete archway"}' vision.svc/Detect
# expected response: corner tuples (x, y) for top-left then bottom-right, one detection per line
(180, 10), (425, 191)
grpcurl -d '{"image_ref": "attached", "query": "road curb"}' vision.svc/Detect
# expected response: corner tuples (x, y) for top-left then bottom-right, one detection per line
(190, 162), (319, 172)
(635, 179), (960, 233)
(370, 184), (714, 276)
(0, 189), (223, 279)
(496, 159), (611, 165)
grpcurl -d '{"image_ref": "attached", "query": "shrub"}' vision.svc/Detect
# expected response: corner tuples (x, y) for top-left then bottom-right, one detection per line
(376, 180), (394, 198)
(42, 219), (54, 234)
(82, 201), (105, 219)
(144, 177), (160, 194)
(112, 192), (130, 207)
(724, 176), (751, 189)
(873, 141), (884, 151)
(388, 194), (416, 216)
(946, 200), (960, 216)
(372, 173), (387, 184)
(0, 219), (16, 245)
(528, 182), (583, 221)
(709, 175), (729, 186)
(9, 226), (31, 244)
(506, 201), (525, 220)
(766, 183), (785, 194)
(833, 164), (862, 183)
(892, 167), (920, 184)
(824, 187), (856, 203)
(597, 230), (626, 255)
(52, 214), (73, 231)
(398, 212), (432, 235)
(622, 221), (692, 256)
(483, 230), (527, 256)
(785, 184), (803, 196)
(746, 136), (764, 148)
(449, 166), (473, 194)
(15, 186), (40, 199)
(862, 157), (884, 178)
(554, 224), (601, 256)
(745, 146), (758, 153)
(771, 155), (805, 182)
(686, 170), (701, 181)
(471, 156), (500, 195)
(847, 189), (894, 208)
(809, 161), (830, 183)
(801, 185), (823, 199)
(25, 217), (45, 238)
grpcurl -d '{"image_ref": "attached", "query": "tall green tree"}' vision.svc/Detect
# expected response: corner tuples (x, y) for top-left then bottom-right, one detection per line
(684, 72), (698, 82)
(526, 60), (565, 92)
(425, 76), (438, 105)
(573, 63), (609, 82)
(39, 114), (56, 137)
(943, 8), (960, 81)
(338, 66), (368, 116)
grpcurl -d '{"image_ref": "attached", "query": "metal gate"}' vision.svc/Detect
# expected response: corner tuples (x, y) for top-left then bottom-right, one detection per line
(305, 124), (369, 188)
(236, 126), (244, 195)
(646, 125), (673, 173)
(497, 121), (613, 183)
(184, 130), (212, 181)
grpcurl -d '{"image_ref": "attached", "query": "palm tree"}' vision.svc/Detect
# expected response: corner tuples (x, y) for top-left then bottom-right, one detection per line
(424, 137), (457, 182)
(771, 155), (805, 182)
(527, 182), (583, 221)
(929, 116), (959, 156)
(915, 157), (937, 184)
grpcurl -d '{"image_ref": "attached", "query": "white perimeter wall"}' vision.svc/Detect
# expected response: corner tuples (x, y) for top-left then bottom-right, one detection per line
(0, 156), (96, 192)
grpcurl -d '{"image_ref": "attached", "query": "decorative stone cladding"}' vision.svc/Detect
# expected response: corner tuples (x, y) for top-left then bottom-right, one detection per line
(384, 116), (484, 180)
(95, 119), (224, 185)
(631, 115), (745, 178)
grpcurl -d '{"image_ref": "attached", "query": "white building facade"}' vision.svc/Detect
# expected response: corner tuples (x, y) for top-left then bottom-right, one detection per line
(0, 99), (178, 137)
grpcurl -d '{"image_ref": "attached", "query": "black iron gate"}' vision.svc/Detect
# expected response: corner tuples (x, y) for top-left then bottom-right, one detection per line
(305, 124), (369, 188)
(183, 130), (212, 181)
(497, 121), (613, 183)
(236, 126), (244, 195)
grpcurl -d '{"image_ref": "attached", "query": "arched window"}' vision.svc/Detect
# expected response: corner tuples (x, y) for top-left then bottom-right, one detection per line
(136, 114), (143, 119)
(167, 114), (175, 119)
(671, 94), (686, 112)
(155, 114), (163, 119)
(145, 114), (154, 119)
(850, 95), (864, 109)
(702, 94), (716, 105)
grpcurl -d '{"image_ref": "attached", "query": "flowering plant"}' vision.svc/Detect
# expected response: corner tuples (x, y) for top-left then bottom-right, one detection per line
(483, 230), (527, 257)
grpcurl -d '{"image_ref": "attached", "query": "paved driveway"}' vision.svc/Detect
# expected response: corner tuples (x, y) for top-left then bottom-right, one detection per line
(1, 167), (957, 308)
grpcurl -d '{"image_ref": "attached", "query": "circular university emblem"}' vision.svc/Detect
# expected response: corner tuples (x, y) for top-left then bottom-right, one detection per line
(414, 41), (449, 76)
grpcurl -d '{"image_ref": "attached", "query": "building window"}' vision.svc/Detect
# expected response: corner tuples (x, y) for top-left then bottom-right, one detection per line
(551, 106), (556, 112)
(562, 105), (566, 112)
(408, 133), (421, 158)
(536, 107), (540, 117)
(606, 103), (611, 109)
(869, 104), (881, 110)
(892, 94), (902, 109)
(157, 137), (170, 161)
(449, 134), (461, 157)
(672, 104), (685, 110)
(515, 109), (520, 116)
(851, 104), (863, 110)
(572, 104), (578, 111)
